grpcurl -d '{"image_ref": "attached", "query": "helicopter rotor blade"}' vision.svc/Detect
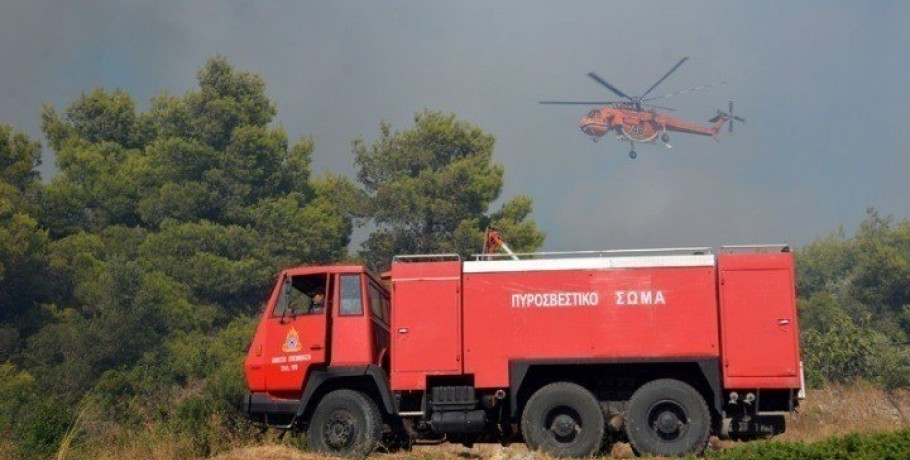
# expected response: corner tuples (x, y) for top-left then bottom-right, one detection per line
(586, 72), (633, 101)
(539, 101), (619, 105)
(643, 80), (727, 102)
(640, 57), (689, 100)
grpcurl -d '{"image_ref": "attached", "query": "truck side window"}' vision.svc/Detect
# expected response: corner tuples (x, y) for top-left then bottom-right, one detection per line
(368, 283), (389, 324)
(368, 284), (382, 319)
(273, 274), (328, 317)
(381, 294), (390, 323)
(339, 274), (363, 316)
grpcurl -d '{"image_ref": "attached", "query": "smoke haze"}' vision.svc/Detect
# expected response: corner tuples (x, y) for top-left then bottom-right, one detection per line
(2, 1), (908, 250)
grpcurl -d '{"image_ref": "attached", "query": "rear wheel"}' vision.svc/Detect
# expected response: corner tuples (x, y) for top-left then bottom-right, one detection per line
(306, 389), (382, 457)
(624, 379), (710, 457)
(521, 382), (604, 457)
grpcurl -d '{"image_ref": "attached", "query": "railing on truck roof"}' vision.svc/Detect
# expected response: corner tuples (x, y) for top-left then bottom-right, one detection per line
(719, 244), (790, 254)
(392, 244), (790, 264)
(471, 247), (713, 261)
(392, 253), (462, 263)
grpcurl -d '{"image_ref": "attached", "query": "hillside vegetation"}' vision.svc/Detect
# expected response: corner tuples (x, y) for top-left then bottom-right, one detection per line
(0, 57), (543, 459)
(1, 57), (909, 458)
(797, 209), (910, 388)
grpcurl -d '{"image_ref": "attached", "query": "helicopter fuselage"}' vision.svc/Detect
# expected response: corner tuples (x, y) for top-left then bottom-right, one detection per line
(539, 57), (741, 158)
(580, 106), (724, 143)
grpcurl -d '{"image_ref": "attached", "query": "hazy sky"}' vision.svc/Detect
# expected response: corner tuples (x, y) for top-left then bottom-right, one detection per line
(2, 1), (908, 252)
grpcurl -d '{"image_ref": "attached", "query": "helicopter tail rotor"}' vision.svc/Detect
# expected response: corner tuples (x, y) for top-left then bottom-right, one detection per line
(709, 99), (746, 134)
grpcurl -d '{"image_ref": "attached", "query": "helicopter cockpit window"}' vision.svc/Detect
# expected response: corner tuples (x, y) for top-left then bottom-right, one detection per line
(587, 109), (600, 117)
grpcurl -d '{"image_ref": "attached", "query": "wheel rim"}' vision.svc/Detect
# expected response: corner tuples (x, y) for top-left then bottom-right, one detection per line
(542, 405), (584, 446)
(323, 409), (357, 450)
(647, 400), (689, 442)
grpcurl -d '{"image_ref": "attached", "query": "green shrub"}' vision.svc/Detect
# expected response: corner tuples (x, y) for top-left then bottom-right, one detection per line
(709, 428), (910, 460)
(14, 400), (74, 458)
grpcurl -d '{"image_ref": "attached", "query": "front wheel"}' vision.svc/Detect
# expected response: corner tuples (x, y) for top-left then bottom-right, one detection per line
(305, 389), (383, 457)
(624, 379), (710, 457)
(521, 382), (604, 457)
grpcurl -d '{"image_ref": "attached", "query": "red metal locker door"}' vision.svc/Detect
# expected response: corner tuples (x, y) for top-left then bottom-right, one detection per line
(392, 278), (462, 374)
(721, 269), (799, 378)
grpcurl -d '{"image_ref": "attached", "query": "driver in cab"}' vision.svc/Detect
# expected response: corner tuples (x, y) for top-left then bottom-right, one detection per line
(287, 285), (326, 316)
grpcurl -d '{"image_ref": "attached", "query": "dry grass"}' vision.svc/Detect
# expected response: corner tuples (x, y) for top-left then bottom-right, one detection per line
(208, 442), (637, 460)
(779, 382), (910, 442)
(60, 429), (202, 460)
(54, 383), (910, 460)
(210, 444), (319, 460)
(0, 439), (19, 460)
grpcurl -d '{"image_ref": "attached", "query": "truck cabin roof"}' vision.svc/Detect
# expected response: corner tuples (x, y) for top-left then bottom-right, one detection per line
(280, 265), (386, 285)
(281, 265), (366, 278)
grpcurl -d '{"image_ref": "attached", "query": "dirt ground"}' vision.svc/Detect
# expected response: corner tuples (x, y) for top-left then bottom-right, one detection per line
(211, 383), (910, 459)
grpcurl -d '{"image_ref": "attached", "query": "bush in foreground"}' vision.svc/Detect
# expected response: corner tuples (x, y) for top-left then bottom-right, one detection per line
(709, 428), (910, 460)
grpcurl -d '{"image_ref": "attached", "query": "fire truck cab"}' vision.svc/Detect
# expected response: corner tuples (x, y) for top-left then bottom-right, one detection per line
(244, 246), (804, 457)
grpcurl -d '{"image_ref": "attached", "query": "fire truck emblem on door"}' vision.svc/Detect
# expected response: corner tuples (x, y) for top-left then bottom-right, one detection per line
(282, 327), (301, 353)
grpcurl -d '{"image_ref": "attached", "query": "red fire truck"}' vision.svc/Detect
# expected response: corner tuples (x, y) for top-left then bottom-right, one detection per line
(244, 245), (804, 457)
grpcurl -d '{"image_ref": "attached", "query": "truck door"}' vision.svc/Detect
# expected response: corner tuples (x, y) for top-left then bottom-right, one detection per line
(391, 261), (463, 390)
(719, 254), (800, 386)
(263, 273), (331, 394)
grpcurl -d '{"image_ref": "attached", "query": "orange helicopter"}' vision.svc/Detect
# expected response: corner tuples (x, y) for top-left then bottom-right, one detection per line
(541, 57), (744, 159)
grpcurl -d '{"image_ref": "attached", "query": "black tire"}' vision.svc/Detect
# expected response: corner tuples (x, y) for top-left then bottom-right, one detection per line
(629, 150), (637, 159)
(521, 382), (604, 457)
(624, 379), (710, 457)
(305, 389), (383, 457)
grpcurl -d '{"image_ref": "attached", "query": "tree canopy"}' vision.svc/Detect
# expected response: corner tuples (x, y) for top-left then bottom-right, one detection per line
(1, 57), (361, 457)
(797, 209), (910, 388)
(0, 57), (547, 458)
(354, 111), (545, 271)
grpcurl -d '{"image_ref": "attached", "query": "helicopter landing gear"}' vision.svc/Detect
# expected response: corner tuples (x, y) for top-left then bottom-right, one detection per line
(629, 150), (637, 159)
(592, 136), (599, 143)
(661, 133), (670, 143)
